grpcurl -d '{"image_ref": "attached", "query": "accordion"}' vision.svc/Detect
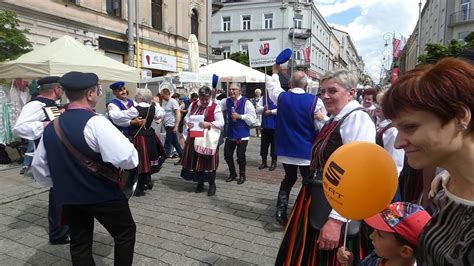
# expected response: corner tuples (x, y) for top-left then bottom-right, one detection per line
(43, 106), (61, 121)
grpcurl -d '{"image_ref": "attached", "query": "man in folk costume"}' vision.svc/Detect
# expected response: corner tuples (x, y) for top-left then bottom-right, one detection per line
(220, 83), (257, 185)
(107, 81), (136, 135)
(13, 76), (70, 245)
(256, 93), (278, 171)
(31, 71), (139, 265)
(266, 65), (328, 227)
(180, 86), (224, 196)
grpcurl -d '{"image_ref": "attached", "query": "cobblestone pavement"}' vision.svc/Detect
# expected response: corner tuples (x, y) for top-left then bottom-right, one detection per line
(0, 136), (301, 265)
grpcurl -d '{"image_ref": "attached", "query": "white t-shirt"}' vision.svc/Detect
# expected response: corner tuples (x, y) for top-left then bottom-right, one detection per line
(163, 98), (180, 127)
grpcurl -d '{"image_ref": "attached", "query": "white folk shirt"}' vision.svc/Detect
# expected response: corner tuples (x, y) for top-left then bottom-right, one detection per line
(184, 101), (225, 130)
(219, 95), (257, 141)
(31, 114), (139, 187)
(108, 98), (137, 128)
(127, 102), (165, 121)
(377, 119), (405, 176)
(266, 73), (329, 166)
(13, 97), (54, 140)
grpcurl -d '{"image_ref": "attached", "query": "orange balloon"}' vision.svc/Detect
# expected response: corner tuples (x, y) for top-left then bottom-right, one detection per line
(322, 141), (398, 220)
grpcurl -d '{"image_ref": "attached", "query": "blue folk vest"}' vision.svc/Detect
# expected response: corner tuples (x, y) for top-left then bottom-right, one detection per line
(43, 109), (124, 205)
(226, 97), (250, 139)
(261, 96), (277, 130)
(275, 92), (318, 160)
(109, 98), (134, 134)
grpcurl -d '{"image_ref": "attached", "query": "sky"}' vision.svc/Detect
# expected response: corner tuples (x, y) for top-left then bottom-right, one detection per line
(315, 0), (427, 82)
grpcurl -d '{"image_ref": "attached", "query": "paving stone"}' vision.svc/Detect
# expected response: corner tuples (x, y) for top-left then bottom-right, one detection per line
(159, 252), (201, 265)
(158, 239), (192, 254)
(205, 233), (235, 246)
(184, 248), (220, 265)
(134, 242), (167, 259)
(183, 236), (214, 251)
(208, 243), (244, 259)
(232, 239), (267, 255)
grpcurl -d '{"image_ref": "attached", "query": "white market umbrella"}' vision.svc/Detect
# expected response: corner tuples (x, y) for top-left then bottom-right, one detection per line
(188, 34), (200, 72)
(199, 59), (270, 83)
(0, 35), (140, 82)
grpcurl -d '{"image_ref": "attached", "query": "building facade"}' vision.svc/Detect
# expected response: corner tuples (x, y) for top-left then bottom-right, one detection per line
(331, 28), (364, 78)
(399, 0), (473, 72)
(210, 0), (363, 81)
(0, 0), (212, 78)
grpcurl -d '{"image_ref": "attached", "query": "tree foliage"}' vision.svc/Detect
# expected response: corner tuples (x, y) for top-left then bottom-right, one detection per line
(229, 52), (249, 67)
(418, 32), (474, 64)
(0, 10), (32, 62)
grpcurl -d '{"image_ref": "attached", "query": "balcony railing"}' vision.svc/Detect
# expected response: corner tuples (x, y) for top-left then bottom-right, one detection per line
(289, 28), (311, 39)
(289, 59), (310, 69)
(449, 9), (474, 26)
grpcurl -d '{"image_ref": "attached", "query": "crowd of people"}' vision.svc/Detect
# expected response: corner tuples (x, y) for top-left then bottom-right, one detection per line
(6, 49), (473, 265)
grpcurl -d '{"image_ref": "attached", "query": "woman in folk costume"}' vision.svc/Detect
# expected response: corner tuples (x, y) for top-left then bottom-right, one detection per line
(128, 88), (166, 196)
(276, 69), (376, 265)
(180, 86), (224, 196)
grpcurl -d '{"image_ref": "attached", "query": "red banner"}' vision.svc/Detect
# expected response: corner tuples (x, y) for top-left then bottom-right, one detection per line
(391, 66), (399, 83)
(392, 38), (401, 60)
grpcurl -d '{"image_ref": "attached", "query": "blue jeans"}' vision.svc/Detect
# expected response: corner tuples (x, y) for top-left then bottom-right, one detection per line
(22, 140), (34, 167)
(164, 126), (183, 158)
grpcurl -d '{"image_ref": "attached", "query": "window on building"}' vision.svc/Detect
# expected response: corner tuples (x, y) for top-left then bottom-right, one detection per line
(223, 48), (231, 59)
(264, 14), (273, 29)
(151, 0), (163, 30)
(242, 15), (251, 30)
(241, 44), (248, 54)
(459, 31), (471, 44)
(67, 0), (79, 4)
(294, 15), (303, 29)
(461, 0), (471, 21)
(191, 9), (199, 38)
(222, 16), (231, 31)
(106, 0), (121, 17)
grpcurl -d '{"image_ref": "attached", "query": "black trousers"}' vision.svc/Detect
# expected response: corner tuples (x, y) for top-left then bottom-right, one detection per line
(63, 199), (136, 266)
(48, 188), (69, 241)
(279, 163), (312, 197)
(224, 139), (248, 175)
(260, 128), (276, 161)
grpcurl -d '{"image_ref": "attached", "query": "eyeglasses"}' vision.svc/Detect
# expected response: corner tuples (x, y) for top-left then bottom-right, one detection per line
(96, 85), (103, 96)
(229, 88), (240, 91)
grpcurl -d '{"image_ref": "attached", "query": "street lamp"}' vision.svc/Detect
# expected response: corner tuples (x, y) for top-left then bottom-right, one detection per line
(290, 5), (302, 75)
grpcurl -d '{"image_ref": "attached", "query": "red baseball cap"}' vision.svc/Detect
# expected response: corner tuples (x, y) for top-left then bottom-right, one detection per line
(364, 202), (431, 246)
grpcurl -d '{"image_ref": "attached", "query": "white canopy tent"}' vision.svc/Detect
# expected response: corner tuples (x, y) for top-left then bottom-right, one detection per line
(199, 59), (271, 83)
(0, 35), (140, 83)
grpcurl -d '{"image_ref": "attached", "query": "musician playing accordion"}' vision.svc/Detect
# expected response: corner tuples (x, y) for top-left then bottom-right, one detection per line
(13, 76), (70, 245)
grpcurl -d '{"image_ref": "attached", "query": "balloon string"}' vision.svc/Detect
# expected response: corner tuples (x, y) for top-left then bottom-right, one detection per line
(343, 220), (350, 247)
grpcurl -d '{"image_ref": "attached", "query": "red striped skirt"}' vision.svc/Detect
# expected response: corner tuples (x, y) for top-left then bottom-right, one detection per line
(180, 137), (218, 181)
(133, 134), (166, 174)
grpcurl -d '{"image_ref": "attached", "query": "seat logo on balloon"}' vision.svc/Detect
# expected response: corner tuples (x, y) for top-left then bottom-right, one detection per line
(325, 161), (345, 186)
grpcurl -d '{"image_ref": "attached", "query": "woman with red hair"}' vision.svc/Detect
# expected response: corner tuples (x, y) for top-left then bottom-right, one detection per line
(382, 57), (473, 265)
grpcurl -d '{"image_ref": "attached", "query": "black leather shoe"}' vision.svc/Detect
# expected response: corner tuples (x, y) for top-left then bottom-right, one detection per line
(226, 173), (237, 182)
(207, 183), (216, 196)
(134, 184), (146, 197)
(195, 182), (204, 193)
(174, 159), (182, 166)
(258, 162), (268, 170)
(50, 236), (70, 245)
(269, 162), (277, 171)
(144, 182), (154, 191)
(237, 175), (246, 185)
(275, 210), (288, 226)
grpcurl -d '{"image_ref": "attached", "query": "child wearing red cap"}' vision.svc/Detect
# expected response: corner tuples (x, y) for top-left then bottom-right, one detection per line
(337, 202), (431, 266)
